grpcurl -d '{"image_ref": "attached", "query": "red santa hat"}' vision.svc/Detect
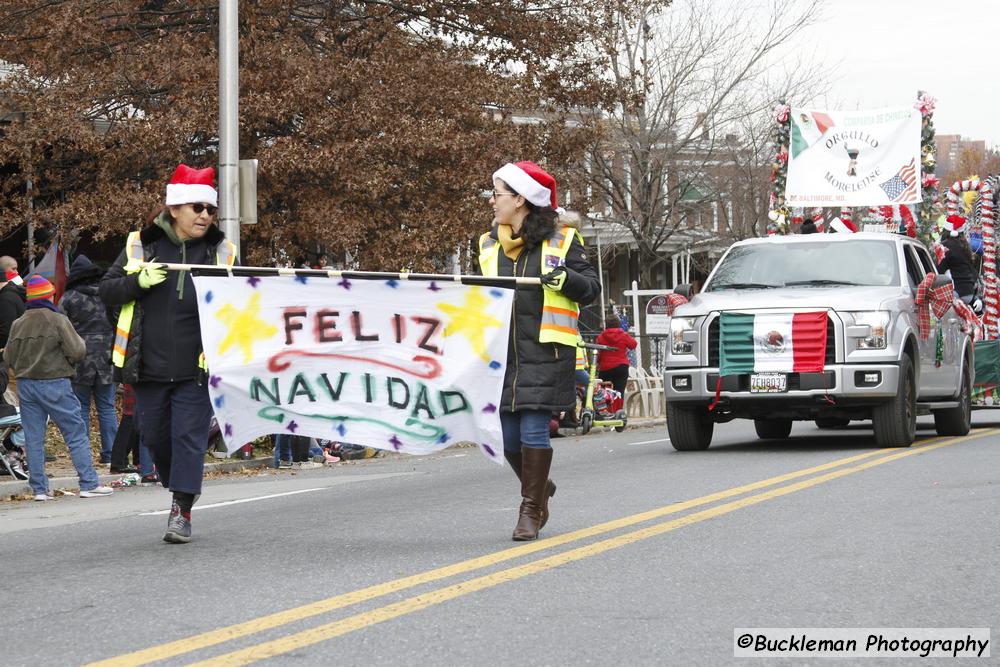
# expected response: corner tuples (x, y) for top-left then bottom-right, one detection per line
(943, 214), (967, 237)
(829, 217), (857, 234)
(4, 269), (22, 285)
(165, 164), (218, 207)
(492, 161), (563, 213)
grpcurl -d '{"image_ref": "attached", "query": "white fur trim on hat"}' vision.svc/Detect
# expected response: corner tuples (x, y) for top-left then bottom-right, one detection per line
(165, 183), (218, 207)
(492, 163), (551, 209)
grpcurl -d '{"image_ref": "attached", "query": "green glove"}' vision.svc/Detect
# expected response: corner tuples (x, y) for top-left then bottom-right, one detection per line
(540, 266), (568, 292)
(138, 263), (167, 289)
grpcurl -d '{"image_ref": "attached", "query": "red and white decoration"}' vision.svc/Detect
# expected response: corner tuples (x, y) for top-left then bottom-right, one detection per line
(945, 179), (996, 337)
(492, 161), (563, 212)
(165, 164), (218, 207)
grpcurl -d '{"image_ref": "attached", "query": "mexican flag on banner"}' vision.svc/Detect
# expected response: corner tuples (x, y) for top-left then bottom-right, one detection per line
(719, 312), (827, 375)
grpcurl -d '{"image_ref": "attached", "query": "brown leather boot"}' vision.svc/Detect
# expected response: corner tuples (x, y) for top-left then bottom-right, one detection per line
(512, 446), (554, 541)
(504, 450), (556, 529)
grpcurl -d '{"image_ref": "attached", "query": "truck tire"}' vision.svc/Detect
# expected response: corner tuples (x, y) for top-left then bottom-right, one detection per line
(754, 418), (793, 439)
(872, 355), (916, 448)
(815, 417), (850, 429)
(667, 402), (714, 451)
(933, 362), (971, 436)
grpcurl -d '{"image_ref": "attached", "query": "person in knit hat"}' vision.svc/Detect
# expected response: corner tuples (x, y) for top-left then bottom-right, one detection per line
(477, 161), (600, 541)
(100, 164), (236, 543)
(4, 275), (113, 500)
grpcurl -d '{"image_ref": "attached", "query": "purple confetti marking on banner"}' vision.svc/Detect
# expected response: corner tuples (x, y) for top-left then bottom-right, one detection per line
(482, 403), (497, 413)
(287, 420), (299, 433)
(209, 375), (222, 388)
(481, 443), (496, 457)
(428, 281), (440, 292)
(389, 435), (402, 450)
(338, 278), (352, 290)
(247, 276), (261, 288)
(224, 423), (233, 437)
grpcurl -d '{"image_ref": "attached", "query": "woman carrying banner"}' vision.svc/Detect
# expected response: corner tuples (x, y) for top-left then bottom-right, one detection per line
(99, 164), (237, 544)
(479, 161), (600, 540)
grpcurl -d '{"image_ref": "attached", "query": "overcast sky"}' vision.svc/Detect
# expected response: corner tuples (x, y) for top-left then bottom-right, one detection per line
(794, 0), (993, 146)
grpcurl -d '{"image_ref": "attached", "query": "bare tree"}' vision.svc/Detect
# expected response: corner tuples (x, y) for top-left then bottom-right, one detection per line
(582, 0), (824, 286)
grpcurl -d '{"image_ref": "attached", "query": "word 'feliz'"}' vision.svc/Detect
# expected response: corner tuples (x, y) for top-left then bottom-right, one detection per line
(282, 308), (444, 353)
(250, 372), (471, 420)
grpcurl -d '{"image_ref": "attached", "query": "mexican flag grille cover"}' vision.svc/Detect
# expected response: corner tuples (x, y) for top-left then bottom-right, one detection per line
(719, 312), (828, 376)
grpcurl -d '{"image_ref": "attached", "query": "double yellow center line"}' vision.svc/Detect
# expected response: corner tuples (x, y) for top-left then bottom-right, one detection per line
(89, 429), (996, 666)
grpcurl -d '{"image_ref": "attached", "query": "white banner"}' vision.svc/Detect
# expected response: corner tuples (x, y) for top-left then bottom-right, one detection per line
(786, 106), (921, 206)
(192, 275), (513, 462)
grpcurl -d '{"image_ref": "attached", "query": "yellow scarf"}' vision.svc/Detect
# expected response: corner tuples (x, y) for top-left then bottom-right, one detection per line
(497, 224), (525, 261)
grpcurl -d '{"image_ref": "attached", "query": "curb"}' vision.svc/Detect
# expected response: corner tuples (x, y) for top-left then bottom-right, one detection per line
(0, 456), (275, 499)
(2, 418), (664, 498)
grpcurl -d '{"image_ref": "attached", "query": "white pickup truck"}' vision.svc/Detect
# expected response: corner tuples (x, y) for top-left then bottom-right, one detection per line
(663, 233), (972, 450)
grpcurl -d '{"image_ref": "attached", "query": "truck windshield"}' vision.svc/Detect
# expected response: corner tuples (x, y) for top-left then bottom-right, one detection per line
(706, 240), (899, 291)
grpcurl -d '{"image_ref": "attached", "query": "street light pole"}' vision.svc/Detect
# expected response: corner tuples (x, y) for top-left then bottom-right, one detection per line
(219, 0), (240, 258)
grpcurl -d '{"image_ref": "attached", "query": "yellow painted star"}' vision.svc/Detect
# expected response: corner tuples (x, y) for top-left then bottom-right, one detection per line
(438, 287), (503, 362)
(215, 292), (278, 363)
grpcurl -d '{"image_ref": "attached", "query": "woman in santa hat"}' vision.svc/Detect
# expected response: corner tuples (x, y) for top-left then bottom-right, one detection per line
(100, 164), (236, 543)
(478, 161), (600, 541)
(937, 215), (978, 304)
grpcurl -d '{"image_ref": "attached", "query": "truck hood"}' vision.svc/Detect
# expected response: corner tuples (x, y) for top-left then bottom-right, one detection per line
(675, 286), (907, 316)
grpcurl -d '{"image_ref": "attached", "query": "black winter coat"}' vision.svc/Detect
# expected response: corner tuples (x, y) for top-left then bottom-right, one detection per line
(0, 282), (25, 349)
(60, 264), (114, 385)
(937, 236), (978, 297)
(480, 225), (601, 412)
(99, 214), (232, 383)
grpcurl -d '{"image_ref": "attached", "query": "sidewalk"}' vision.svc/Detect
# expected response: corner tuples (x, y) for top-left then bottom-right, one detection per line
(0, 417), (663, 500)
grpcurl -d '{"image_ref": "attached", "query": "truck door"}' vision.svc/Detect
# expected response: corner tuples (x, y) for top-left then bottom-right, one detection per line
(903, 244), (950, 396)
(915, 244), (964, 388)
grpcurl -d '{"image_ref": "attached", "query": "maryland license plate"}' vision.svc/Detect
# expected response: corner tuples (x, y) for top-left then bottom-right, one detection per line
(749, 373), (787, 393)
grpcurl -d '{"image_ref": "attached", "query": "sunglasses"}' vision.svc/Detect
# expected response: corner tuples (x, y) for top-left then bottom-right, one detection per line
(190, 203), (218, 215)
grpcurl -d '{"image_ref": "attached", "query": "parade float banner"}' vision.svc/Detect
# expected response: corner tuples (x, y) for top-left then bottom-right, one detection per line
(192, 275), (514, 462)
(786, 106), (921, 207)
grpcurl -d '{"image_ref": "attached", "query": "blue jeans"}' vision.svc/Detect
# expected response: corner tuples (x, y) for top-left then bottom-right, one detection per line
(72, 381), (118, 461)
(273, 433), (292, 466)
(19, 377), (100, 495)
(499, 409), (552, 454)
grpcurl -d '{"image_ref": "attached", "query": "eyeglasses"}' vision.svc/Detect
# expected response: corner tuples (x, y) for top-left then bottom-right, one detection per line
(190, 203), (218, 215)
(491, 190), (517, 199)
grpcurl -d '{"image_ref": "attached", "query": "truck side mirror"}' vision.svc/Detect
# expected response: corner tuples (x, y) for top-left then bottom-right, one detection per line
(673, 283), (693, 299)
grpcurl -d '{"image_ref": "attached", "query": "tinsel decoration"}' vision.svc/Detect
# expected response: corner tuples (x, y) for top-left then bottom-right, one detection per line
(767, 102), (791, 235)
(915, 90), (941, 242)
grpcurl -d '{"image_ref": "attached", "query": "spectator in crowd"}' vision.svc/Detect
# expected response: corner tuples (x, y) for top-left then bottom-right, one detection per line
(4, 275), (113, 500)
(313, 254), (329, 270)
(100, 164), (236, 543)
(596, 315), (637, 398)
(109, 383), (156, 481)
(478, 161), (600, 541)
(60, 255), (119, 465)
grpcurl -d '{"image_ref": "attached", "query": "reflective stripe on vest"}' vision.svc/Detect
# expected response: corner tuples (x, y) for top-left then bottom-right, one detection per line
(112, 234), (238, 368)
(478, 226), (582, 346)
(575, 345), (586, 370)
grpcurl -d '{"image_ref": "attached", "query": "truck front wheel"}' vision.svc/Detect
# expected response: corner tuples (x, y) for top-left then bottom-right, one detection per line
(872, 355), (916, 448)
(667, 402), (714, 451)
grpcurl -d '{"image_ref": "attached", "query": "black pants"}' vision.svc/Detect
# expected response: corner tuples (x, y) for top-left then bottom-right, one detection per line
(599, 364), (630, 396)
(134, 380), (212, 495)
(110, 414), (140, 468)
(291, 436), (312, 462)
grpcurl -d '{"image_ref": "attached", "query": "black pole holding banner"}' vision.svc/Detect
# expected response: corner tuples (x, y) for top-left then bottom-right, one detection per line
(144, 262), (543, 287)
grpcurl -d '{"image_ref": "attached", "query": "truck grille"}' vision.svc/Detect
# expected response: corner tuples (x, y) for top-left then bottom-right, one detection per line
(707, 314), (836, 367)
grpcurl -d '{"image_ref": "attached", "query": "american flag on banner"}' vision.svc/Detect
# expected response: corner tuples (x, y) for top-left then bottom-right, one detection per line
(879, 158), (918, 202)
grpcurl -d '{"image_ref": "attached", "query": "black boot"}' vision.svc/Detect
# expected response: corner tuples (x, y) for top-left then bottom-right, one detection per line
(512, 446), (554, 541)
(504, 450), (556, 529)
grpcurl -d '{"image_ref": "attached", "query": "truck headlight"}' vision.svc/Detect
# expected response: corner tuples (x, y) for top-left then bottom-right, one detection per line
(670, 317), (698, 355)
(852, 311), (890, 349)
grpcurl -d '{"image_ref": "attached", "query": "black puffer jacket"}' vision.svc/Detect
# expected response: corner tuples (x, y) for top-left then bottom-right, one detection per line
(60, 257), (114, 385)
(99, 213), (233, 383)
(937, 235), (978, 297)
(0, 281), (25, 349)
(479, 225), (601, 412)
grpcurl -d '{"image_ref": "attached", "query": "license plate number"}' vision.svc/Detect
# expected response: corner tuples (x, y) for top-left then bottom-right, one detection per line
(750, 373), (787, 393)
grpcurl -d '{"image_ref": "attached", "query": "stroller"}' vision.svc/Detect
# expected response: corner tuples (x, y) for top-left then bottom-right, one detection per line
(577, 342), (627, 435)
(0, 402), (26, 481)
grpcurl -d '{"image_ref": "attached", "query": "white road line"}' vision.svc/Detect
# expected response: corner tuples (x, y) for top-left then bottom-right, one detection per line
(627, 437), (671, 446)
(139, 488), (327, 516)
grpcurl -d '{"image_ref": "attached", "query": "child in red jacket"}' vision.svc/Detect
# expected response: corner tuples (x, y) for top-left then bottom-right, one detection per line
(595, 315), (637, 396)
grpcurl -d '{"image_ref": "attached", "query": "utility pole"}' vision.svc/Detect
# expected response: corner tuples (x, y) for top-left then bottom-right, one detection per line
(219, 0), (240, 257)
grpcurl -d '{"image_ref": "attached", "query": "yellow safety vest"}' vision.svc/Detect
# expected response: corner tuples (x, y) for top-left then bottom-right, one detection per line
(112, 231), (237, 368)
(478, 225), (582, 347)
(575, 344), (587, 371)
